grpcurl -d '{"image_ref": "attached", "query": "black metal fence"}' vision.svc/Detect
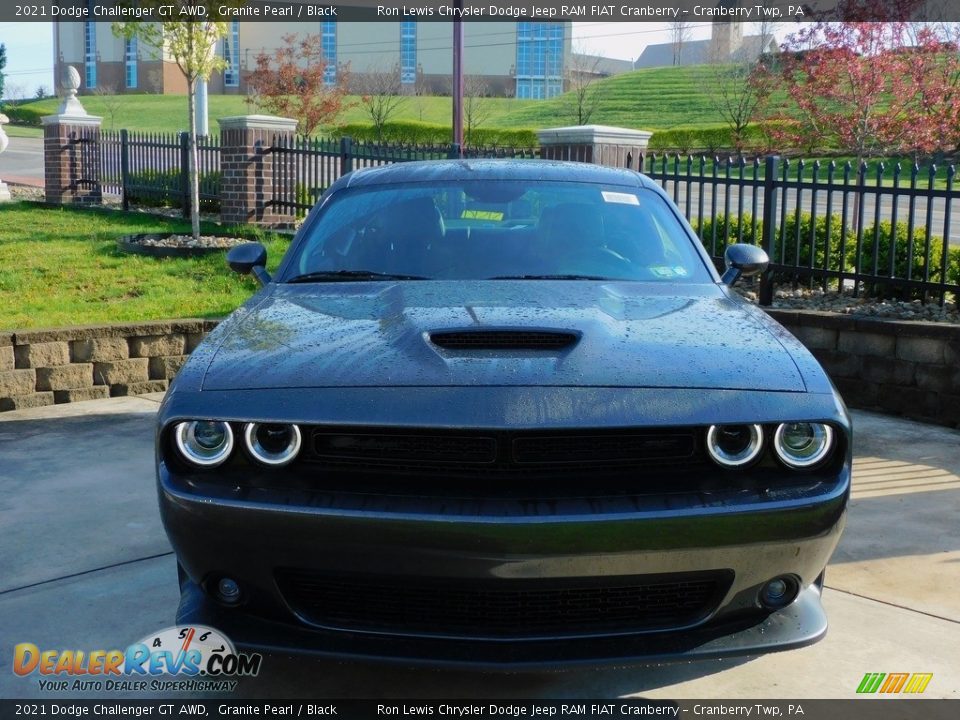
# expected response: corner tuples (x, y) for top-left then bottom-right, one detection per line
(83, 129), (958, 305)
(643, 154), (960, 306)
(100, 130), (221, 212)
(269, 136), (540, 215)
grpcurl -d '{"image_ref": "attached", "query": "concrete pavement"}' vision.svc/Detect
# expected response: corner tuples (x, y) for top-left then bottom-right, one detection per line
(0, 396), (957, 699)
(0, 136), (43, 186)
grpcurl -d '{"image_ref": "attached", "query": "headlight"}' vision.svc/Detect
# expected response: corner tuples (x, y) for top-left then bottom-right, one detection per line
(705, 424), (764, 468)
(174, 420), (234, 467)
(243, 423), (302, 467)
(773, 422), (834, 468)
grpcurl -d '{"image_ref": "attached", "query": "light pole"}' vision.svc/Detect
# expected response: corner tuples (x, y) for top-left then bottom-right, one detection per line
(452, 0), (464, 156)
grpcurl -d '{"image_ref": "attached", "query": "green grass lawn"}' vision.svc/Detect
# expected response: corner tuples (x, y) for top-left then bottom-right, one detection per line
(0, 203), (289, 330)
(7, 93), (541, 135)
(1, 124), (42, 139)
(5, 64), (780, 136)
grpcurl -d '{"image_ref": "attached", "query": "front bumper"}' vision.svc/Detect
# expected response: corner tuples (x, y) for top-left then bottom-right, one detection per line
(159, 459), (847, 667)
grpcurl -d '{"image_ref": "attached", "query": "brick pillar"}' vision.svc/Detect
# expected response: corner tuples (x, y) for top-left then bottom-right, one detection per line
(537, 125), (653, 171)
(218, 114), (298, 227)
(41, 114), (103, 205)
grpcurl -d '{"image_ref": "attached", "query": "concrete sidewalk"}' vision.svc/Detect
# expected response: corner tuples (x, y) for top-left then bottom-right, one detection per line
(0, 396), (957, 699)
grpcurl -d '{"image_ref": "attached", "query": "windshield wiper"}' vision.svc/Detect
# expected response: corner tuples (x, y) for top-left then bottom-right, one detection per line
(286, 270), (430, 283)
(488, 274), (612, 281)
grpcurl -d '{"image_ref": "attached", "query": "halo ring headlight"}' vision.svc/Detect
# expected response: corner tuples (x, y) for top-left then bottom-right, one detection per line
(243, 423), (302, 467)
(773, 422), (834, 468)
(705, 424), (764, 468)
(174, 420), (234, 467)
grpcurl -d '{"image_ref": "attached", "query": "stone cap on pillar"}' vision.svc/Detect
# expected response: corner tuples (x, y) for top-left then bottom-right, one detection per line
(218, 115), (298, 132)
(537, 125), (653, 146)
(41, 114), (102, 127)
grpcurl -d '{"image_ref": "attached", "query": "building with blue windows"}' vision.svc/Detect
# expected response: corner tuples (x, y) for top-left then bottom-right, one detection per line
(54, 20), (574, 99)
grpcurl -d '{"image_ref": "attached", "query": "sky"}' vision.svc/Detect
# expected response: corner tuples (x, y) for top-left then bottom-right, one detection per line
(0, 20), (732, 100)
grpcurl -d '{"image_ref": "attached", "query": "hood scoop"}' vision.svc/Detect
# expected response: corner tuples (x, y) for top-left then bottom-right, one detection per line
(429, 329), (579, 351)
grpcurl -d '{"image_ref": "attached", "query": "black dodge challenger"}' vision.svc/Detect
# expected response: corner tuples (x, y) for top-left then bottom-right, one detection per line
(157, 160), (850, 666)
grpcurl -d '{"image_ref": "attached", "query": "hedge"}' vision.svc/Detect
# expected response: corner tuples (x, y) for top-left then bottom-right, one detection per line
(648, 121), (796, 154)
(329, 121), (538, 148)
(695, 212), (960, 295)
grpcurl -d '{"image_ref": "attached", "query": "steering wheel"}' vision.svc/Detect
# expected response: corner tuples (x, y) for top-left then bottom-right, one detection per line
(554, 247), (635, 278)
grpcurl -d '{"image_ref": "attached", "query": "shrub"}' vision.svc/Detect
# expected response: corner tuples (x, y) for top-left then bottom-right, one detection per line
(775, 212), (846, 272)
(695, 212), (759, 255)
(4, 102), (45, 127)
(124, 169), (220, 212)
(648, 122), (793, 154)
(850, 221), (953, 298)
(330, 121), (537, 148)
(694, 211), (960, 300)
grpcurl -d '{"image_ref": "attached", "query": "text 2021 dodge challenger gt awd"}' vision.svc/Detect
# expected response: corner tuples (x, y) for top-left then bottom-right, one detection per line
(156, 160), (850, 667)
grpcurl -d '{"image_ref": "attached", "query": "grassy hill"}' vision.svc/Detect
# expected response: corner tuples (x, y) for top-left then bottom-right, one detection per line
(5, 64), (779, 136)
(6, 93), (537, 134)
(499, 65), (759, 131)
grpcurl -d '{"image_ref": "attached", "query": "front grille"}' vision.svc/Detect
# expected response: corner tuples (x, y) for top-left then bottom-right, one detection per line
(513, 433), (694, 464)
(314, 432), (497, 464)
(430, 330), (578, 350)
(309, 428), (696, 470)
(276, 570), (730, 639)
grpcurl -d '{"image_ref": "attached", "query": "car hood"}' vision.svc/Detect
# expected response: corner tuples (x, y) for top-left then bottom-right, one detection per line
(201, 281), (805, 392)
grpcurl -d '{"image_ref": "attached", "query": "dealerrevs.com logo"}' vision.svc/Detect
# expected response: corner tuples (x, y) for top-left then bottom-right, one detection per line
(13, 626), (262, 693)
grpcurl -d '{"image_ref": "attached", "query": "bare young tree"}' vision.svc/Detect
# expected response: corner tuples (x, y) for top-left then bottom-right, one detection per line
(669, 21), (692, 66)
(352, 66), (405, 141)
(565, 49), (608, 125)
(93, 84), (123, 131)
(413, 70), (431, 122)
(705, 61), (773, 152)
(755, 19), (780, 56)
(463, 75), (492, 146)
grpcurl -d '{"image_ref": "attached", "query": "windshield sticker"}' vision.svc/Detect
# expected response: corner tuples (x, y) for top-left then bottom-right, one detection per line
(461, 210), (504, 221)
(650, 266), (690, 279)
(601, 191), (640, 205)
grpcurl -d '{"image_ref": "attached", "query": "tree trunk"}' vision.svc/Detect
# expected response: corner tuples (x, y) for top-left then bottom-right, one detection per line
(187, 77), (201, 241)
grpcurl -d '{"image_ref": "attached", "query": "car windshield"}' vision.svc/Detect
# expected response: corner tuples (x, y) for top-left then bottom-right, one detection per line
(284, 180), (712, 283)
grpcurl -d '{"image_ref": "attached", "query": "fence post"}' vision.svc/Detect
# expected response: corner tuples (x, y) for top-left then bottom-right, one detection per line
(120, 129), (130, 212)
(448, 143), (462, 159)
(759, 154), (780, 306)
(340, 136), (353, 176)
(179, 131), (190, 219)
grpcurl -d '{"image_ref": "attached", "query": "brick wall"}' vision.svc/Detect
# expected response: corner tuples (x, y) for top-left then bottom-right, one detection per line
(768, 310), (960, 428)
(0, 320), (217, 412)
(3, 313), (959, 427)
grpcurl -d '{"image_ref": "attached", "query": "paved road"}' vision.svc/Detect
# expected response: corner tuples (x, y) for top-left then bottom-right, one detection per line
(0, 136), (43, 186)
(0, 395), (957, 699)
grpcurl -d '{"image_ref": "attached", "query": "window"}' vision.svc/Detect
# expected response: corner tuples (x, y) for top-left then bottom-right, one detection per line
(125, 37), (138, 89)
(400, 21), (416, 85)
(289, 181), (712, 283)
(514, 22), (564, 100)
(83, 21), (96, 89)
(223, 20), (240, 87)
(322, 21), (337, 85)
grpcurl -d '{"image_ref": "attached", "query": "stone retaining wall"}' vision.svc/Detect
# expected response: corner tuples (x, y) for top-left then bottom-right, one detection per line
(0, 320), (217, 412)
(767, 310), (960, 428)
(3, 313), (959, 428)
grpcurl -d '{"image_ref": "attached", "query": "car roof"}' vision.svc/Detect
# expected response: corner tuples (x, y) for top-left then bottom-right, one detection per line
(337, 159), (656, 191)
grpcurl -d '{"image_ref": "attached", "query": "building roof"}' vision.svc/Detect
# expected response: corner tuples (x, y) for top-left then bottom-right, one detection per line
(633, 35), (778, 69)
(570, 53), (635, 77)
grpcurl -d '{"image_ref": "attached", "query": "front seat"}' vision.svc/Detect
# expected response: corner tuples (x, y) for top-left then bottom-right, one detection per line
(353, 196), (445, 275)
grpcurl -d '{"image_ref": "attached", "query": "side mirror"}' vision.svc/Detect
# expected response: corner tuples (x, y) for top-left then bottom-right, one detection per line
(227, 243), (270, 286)
(721, 243), (769, 286)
